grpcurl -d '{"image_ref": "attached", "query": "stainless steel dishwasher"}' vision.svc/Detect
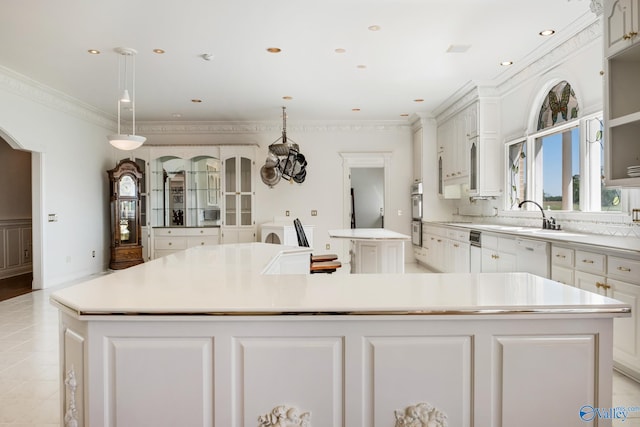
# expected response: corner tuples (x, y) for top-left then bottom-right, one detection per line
(515, 237), (550, 278)
(469, 230), (482, 273)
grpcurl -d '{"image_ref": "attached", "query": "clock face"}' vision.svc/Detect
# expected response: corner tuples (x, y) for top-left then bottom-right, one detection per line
(119, 175), (136, 197)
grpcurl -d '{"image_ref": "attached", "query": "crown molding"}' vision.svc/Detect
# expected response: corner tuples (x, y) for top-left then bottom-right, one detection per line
(432, 11), (601, 120)
(0, 65), (114, 130)
(136, 120), (411, 135)
(495, 17), (602, 98)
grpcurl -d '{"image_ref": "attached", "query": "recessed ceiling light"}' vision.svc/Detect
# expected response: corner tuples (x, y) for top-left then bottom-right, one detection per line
(191, 99), (202, 103)
(414, 99), (424, 103)
(500, 61), (514, 66)
(357, 64), (367, 69)
(368, 25), (381, 31)
(539, 29), (555, 37)
(87, 49), (100, 54)
(335, 48), (346, 54)
(352, 108), (361, 112)
(282, 96), (293, 100)
(266, 47), (282, 53)
(153, 49), (165, 54)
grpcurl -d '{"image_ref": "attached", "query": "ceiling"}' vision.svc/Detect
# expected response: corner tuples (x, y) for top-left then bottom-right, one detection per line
(1, 0), (596, 123)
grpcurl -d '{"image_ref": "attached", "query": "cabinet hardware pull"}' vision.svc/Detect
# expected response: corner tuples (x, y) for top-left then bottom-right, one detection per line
(596, 282), (611, 290)
(555, 254), (566, 258)
(453, 244), (459, 248)
(624, 31), (638, 40)
(436, 239), (442, 242)
(492, 254), (499, 259)
(617, 266), (631, 272)
(582, 259), (594, 264)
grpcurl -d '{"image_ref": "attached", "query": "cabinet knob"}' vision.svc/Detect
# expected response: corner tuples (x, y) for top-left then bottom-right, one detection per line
(168, 242), (172, 246)
(168, 230), (171, 234)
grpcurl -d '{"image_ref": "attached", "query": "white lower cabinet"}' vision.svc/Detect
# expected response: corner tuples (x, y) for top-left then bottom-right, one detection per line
(480, 234), (516, 273)
(574, 270), (606, 295)
(421, 225), (469, 273)
(0, 220), (32, 280)
(551, 245), (575, 285)
(60, 314), (611, 427)
(564, 246), (640, 380)
(153, 227), (219, 258)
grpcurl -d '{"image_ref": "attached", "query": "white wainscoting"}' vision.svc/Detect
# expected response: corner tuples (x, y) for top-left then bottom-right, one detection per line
(0, 219), (32, 280)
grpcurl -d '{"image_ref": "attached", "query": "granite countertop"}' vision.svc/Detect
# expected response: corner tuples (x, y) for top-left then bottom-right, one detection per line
(427, 222), (640, 253)
(50, 243), (629, 317)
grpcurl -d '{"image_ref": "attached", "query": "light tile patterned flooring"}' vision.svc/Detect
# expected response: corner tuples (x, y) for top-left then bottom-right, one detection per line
(0, 264), (639, 426)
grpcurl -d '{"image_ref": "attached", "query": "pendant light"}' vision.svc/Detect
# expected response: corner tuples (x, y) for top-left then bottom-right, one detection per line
(108, 47), (146, 150)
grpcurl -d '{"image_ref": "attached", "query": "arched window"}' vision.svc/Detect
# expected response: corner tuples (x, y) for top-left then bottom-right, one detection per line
(537, 81), (579, 131)
(506, 80), (621, 212)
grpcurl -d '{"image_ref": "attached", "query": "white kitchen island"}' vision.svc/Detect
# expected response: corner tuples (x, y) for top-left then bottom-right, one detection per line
(328, 228), (410, 273)
(51, 243), (630, 427)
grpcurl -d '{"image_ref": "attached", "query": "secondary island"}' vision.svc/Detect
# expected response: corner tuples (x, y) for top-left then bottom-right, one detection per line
(50, 243), (630, 427)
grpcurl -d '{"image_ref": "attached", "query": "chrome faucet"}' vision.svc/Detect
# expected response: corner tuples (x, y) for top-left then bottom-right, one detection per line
(518, 200), (550, 229)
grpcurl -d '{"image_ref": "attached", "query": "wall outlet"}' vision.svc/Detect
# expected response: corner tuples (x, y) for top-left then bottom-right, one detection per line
(397, 209), (403, 216)
(48, 213), (58, 222)
(311, 210), (317, 216)
(285, 210), (290, 216)
(326, 244), (330, 250)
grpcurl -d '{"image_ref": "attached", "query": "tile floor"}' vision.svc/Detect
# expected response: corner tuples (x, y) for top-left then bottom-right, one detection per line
(0, 264), (639, 426)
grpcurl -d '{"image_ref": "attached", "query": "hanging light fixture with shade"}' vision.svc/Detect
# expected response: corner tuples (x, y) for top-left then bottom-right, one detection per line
(108, 47), (146, 151)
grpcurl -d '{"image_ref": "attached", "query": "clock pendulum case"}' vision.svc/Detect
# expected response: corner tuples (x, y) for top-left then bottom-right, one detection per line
(107, 160), (144, 269)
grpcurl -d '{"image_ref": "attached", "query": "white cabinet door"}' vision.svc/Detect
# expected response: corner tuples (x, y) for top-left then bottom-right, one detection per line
(551, 265), (574, 286)
(610, 278), (640, 372)
(605, 0), (640, 56)
(366, 336), (472, 427)
(495, 335), (596, 427)
(449, 240), (470, 273)
(574, 270), (606, 295)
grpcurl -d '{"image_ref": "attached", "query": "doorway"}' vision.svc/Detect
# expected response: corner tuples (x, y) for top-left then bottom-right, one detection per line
(340, 152), (391, 230)
(0, 136), (34, 289)
(350, 167), (384, 228)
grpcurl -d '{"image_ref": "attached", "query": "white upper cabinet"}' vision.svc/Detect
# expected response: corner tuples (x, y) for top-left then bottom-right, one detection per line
(604, 0), (640, 187)
(605, 0), (640, 56)
(437, 94), (502, 198)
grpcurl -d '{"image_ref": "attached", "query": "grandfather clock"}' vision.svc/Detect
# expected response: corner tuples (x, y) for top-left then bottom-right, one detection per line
(108, 160), (144, 269)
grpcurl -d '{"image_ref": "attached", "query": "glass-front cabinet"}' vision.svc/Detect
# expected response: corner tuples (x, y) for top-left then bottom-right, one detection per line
(151, 154), (221, 228)
(221, 146), (256, 243)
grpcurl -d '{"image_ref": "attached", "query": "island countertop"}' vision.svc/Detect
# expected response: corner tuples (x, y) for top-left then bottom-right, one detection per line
(50, 242), (630, 317)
